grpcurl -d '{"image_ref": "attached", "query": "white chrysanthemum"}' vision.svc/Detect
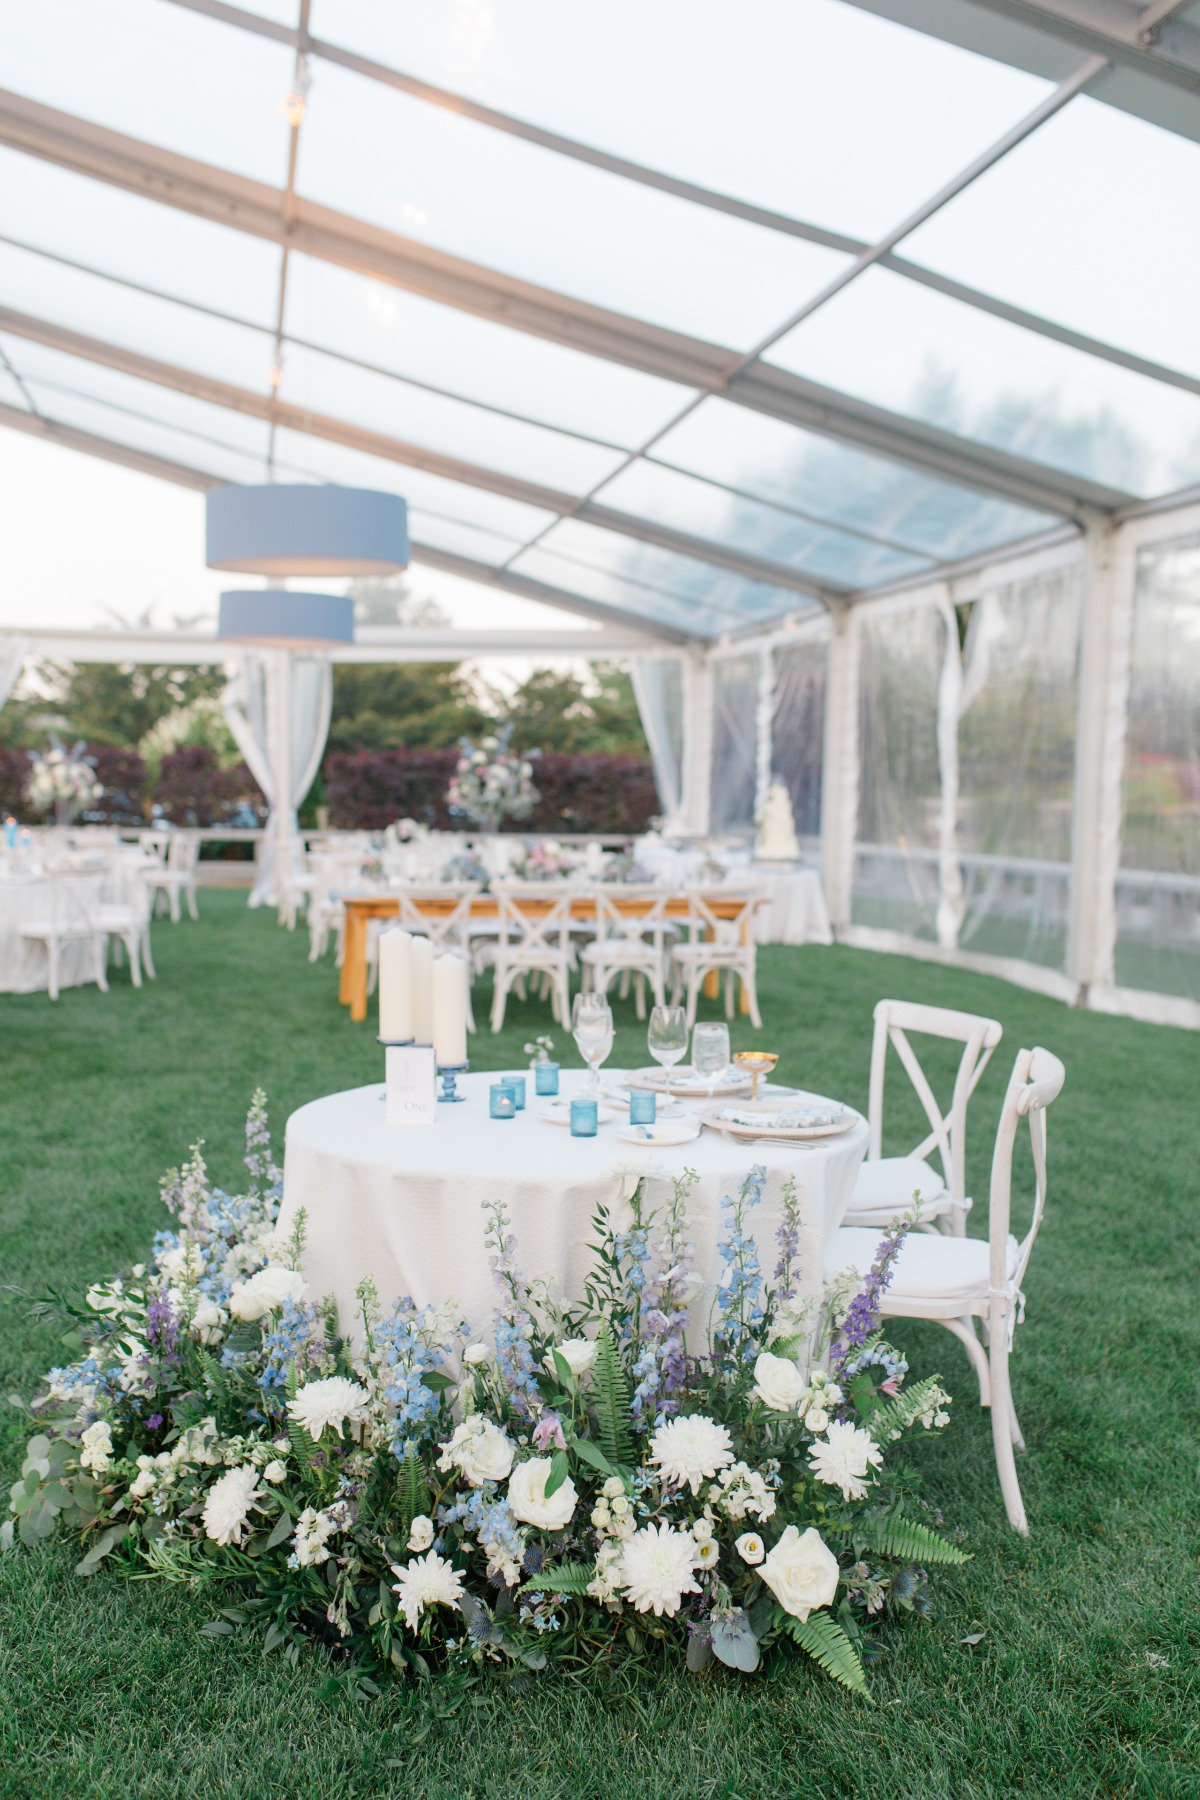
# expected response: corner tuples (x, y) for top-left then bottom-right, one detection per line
(202, 1464), (262, 1546)
(648, 1415), (734, 1496)
(287, 1376), (372, 1443)
(807, 1420), (883, 1502)
(391, 1551), (464, 1631)
(617, 1523), (701, 1617)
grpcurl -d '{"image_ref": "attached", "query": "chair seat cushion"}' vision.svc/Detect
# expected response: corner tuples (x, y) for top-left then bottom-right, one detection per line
(823, 1226), (1019, 1303)
(581, 941), (657, 963)
(851, 1155), (945, 1209)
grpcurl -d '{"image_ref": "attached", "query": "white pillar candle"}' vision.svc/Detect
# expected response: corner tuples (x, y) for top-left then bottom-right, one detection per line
(378, 928), (413, 1043)
(432, 953), (468, 1068)
(411, 934), (434, 1045)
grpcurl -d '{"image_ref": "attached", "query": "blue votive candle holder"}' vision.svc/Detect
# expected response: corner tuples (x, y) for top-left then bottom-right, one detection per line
(502, 1075), (526, 1111)
(570, 1097), (598, 1138)
(534, 1060), (560, 1097)
(489, 1083), (517, 1120)
(629, 1089), (657, 1126)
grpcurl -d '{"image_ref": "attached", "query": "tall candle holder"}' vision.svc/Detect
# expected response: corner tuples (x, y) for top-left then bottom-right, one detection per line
(437, 1061), (468, 1103)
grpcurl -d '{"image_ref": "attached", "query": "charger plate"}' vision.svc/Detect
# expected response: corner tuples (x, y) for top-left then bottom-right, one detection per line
(628, 1065), (752, 1099)
(700, 1099), (858, 1143)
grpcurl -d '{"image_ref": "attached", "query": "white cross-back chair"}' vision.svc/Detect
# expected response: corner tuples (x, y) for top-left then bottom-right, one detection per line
(278, 835), (315, 930)
(95, 863), (156, 987)
(18, 870), (109, 1000)
(580, 886), (670, 1020)
(490, 882), (574, 1032)
(825, 1044), (1064, 1534)
(670, 889), (765, 1029)
(141, 830), (200, 922)
(845, 999), (1003, 1238)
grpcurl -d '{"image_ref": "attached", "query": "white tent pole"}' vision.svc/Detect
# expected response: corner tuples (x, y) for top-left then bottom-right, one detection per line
(1068, 520), (1136, 993)
(679, 651), (714, 838)
(754, 645), (774, 834)
(935, 588), (965, 951)
(821, 604), (860, 934)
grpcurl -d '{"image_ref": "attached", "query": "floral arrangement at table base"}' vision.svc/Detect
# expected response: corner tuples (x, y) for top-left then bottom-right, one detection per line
(447, 728), (539, 835)
(24, 738), (104, 826)
(5, 1096), (965, 1696)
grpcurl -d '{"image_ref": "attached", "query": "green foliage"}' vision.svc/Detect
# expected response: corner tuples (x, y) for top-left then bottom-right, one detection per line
(591, 1323), (633, 1466)
(782, 1612), (869, 1696)
(498, 664), (648, 757)
(396, 1450), (429, 1540)
(855, 1514), (970, 1567)
(519, 1562), (596, 1597)
(0, 661), (227, 750)
(327, 663), (487, 754)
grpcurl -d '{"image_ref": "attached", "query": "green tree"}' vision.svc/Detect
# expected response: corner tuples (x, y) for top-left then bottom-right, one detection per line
(500, 663), (648, 756)
(327, 663), (487, 752)
(0, 661), (227, 750)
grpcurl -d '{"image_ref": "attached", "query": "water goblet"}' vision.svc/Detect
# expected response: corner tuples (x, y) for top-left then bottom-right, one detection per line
(647, 1005), (688, 1087)
(572, 991), (614, 1096)
(692, 1021), (731, 1099)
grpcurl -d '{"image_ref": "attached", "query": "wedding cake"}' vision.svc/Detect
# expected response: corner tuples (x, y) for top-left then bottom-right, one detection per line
(756, 780), (801, 860)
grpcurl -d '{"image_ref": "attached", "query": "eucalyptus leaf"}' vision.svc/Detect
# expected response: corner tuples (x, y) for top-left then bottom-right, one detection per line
(265, 1511), (294, 1551)
(687, 1626), (713, 1673)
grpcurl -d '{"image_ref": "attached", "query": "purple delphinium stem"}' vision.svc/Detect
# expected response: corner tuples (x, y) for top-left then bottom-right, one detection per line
(827, 1217), (911, 1383)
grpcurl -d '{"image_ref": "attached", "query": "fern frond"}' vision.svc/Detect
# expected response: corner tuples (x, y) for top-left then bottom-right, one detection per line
(592, 1324), (632, 1465)
(785, 1611), (869, 1695)
(519, 1561), (596, 1596)
(867, 1374), (948, 1442)
(857, 1516), (969, 1566)
(397, 1450), (429, 1538)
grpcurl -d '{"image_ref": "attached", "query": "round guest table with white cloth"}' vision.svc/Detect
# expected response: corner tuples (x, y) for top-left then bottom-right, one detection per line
(279, 1070), (868, 1347)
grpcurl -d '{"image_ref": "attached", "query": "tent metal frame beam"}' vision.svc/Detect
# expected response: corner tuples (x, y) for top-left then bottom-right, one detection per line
(0, 304), (850, 605)
(0, 90), (1131, 519)
(0, 624), (662, 664)
(0, 398), (691, 645)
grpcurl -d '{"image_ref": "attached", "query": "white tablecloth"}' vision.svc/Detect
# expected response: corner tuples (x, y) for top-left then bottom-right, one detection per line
(0, 851), (151, 993)
(749, 866), (833, 946)
(279, 1070), (868, 1347)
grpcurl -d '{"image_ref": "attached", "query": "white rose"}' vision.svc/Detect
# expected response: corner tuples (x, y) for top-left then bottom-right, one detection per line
(191, 1298), (226, 1343)
(463, 1343), (491, 1366)
(545, 1338), (597, 1380)
(602, 1475), (626, 1500)
(407, 1514), (435, 1552)
(263, 1460), (287, 1484)
(130, 1467), (156, 1499)
(736, 1532), (765, 1565)
(79, 1420), (113, 1474)
(437, 1417), (515, 1487)
(691, 1517), (713, 1544)
(804, 1406), (829, 1435)
(752, 1351), (806, 1413)
(759, 1525), (840, 1622)
(227, 1266), (305, 1322)
(506, 1457), (578, 1532)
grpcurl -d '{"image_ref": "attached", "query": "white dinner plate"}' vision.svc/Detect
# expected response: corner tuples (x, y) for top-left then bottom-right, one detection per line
(700, 1099), (858, 1144)
(628, 1065), (752, 1099)
(615, 1118), (702, 1147)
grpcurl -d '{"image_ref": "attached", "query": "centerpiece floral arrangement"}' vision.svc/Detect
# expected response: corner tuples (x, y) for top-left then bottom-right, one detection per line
(6, 1098), (965, 1695)
(447, 729), (539, 835)
(24, 738), (104, 825)
(599, 847), (654, 885)
(509, 838), (577, 883)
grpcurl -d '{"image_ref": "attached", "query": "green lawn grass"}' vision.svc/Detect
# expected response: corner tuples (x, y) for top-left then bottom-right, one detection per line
(1, 891), (1197, 1800)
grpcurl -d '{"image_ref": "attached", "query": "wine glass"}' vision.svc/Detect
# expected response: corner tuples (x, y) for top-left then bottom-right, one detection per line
(647, 1005), (688, 1086)
(692, 1021), (731, 1099)
(572, 992), (614, 1096)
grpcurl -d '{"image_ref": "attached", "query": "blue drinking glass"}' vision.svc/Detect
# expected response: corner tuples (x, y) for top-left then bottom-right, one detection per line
(502, 1076), (526, 1111)
(570, 1098), (598, 1137)
(629, 1089), (657, 1126)
(489, 1084), (516, 1120)
(534, 1061), (560, 1096)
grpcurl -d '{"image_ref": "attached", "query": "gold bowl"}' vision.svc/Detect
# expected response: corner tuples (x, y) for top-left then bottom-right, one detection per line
(733, 1050), (779, 1101)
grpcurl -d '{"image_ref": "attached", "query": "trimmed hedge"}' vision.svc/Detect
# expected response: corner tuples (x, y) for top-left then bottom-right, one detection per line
(151, 746), (265, 827)
(325, 749), (660, 834)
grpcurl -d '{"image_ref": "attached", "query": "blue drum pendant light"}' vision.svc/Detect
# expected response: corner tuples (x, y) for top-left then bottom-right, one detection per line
(208, 484), (410, 646)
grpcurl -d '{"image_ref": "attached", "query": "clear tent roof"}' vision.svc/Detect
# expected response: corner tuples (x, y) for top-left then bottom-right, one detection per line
(2, 0), (1199, 642)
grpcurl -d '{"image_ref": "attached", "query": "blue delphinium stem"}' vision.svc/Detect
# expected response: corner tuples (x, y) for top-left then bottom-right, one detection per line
(827, 1216), (912, 1382)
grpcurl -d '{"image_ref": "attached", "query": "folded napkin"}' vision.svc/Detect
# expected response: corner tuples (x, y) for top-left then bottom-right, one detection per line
(717, 1104), (845, 1131)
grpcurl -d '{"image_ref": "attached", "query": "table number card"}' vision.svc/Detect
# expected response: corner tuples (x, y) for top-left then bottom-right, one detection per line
(385, 1045), (437, 1127)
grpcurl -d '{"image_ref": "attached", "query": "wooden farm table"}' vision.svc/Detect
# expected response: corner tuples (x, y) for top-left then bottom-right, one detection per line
(337, 892), (755, 1024)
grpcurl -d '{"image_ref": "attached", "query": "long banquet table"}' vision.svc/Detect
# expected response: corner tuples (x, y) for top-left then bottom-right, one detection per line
(278, 1069), (869, 1350)
(336, 891), (759, 1024)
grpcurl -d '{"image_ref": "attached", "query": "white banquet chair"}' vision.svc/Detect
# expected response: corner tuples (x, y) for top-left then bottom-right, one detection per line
(823, 1044), (1064, 1535)
(670, 889), (765, 1029)
(141, 830), (201, 922)
(844, 999), (1003, 1238)
(277, 835), (315, 930)
(18, 870), (109, 1000)
(95, 863), (156, 988)
(580, 886), (670, 1019)
(490, 882), (574, 1032)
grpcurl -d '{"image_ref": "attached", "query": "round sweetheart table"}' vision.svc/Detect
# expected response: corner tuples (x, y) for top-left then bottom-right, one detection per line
(278, 1070), (869, 1346)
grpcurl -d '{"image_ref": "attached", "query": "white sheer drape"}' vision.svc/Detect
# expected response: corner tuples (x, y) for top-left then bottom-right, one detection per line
(710, 655), (758, 839)
(1114, 536), (1200, 1002)
(771, 640), (826, 841)
(223, 650), (333, 907)
(630, 655), (684, 830)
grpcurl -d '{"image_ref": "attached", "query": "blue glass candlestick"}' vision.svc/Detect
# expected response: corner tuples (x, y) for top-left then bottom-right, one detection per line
(438, 1062), (468, 1103)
